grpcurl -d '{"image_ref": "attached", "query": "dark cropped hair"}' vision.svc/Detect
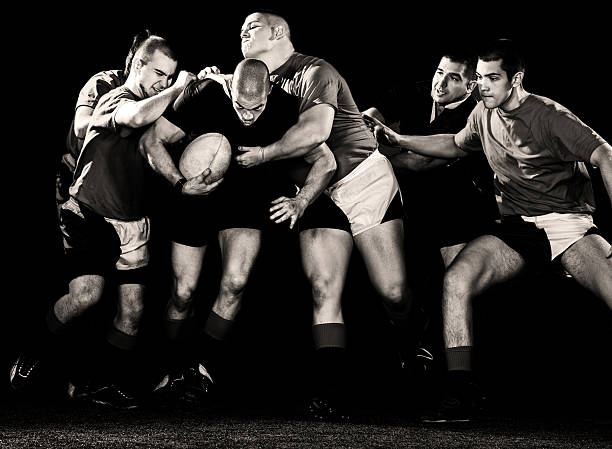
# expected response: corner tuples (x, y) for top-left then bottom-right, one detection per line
(124, 29), (155, 75)
(441, 49), (478, 81)
(478, 38), (525, 80)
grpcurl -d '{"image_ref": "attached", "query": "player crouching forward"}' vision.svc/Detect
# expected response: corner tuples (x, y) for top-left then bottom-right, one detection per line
(139, 58), (340, 406)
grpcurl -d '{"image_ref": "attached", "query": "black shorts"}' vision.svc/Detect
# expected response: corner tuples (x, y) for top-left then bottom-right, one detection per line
(400, 186), (499, 249)
(487, 216), (552, 270)
(298, 193), (351, 233)
(60, 199), (122, 280)
(382, 191), (404, 224)
(167, 192), (217, 247)
(214, 168), (295, 232)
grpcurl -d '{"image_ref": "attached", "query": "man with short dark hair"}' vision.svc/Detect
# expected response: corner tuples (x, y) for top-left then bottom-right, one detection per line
(10, 35), (196, 409)
(363, 51), (499, 375)
(58, 30), (153, 207)
(365, 39), (612, 422)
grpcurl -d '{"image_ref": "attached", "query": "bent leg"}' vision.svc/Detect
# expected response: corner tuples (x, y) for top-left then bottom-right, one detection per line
(115, 283), (146, 336)
(300, 228), (353, 325)
(440, 243), (467, 269)
(53, 274), (106, 324)
(443, 235), (526, 349)
(560, 233), (612, 309)
(167, 242), (207, 321)
(212, 228), (262, 321)
(354, 218), (411, 311)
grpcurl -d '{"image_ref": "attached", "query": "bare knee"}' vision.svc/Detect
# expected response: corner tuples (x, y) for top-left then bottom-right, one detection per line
(219, 272), (249, 300)
(309, 273), (343, 307)
(68, 282), (104, 311)
(172, 278), (198, 313)
(378, 280), (408, 309)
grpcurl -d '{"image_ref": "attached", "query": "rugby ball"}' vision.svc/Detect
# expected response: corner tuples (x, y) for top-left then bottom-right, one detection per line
(179, 132), (232, 181)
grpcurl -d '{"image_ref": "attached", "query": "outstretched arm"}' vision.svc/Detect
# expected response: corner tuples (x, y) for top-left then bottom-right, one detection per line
(363, 114), (469, 159)
(270, 143), (337, 229)
(236, 104), (335, 167)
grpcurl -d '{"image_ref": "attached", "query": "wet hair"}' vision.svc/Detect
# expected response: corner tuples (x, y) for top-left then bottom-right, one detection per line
(233, 58), (270, 99)
(478, 38), (525, 80)
(441, 50), (477, 81)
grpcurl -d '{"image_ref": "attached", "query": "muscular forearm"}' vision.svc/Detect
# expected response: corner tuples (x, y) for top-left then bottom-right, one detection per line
(296, 146), (337, 207)
(264, 123), (328, 162)
(396, 133), (465, 159)
(118, 86), (182, 129)
(263, 104), (334, 162)
(139, 123), (185, 186)
(390, 151), (450, 171)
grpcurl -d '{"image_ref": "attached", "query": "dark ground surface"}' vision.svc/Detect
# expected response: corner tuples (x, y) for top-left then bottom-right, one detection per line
(1, 398), (611, 448)
(4, 5), (612, 448)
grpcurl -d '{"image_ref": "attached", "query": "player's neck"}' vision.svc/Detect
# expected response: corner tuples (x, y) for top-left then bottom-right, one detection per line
(500, 85), (529, 112)
(261, 42), (294, 73)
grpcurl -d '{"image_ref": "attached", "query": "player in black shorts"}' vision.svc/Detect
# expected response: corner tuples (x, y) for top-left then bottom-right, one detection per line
(9, 36), (197, 409)
(363, 49), (499, 377)
(139, 58), (342, 404)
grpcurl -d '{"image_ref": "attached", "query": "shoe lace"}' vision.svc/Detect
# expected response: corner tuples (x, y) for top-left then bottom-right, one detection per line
(18, 356), (40, 376)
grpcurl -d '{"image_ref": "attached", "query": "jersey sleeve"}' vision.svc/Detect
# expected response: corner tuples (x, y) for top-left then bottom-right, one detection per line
(297, 62), (340, 113)
(546, 107), (606, 162)
(454, 103), (484, 153)
(89, 88), (136, 134)
(76, 72), (122, 110)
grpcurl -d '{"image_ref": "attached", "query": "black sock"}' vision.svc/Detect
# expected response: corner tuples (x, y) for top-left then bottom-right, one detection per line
(312, 323), (347, 400)
(101, 326), (139, 391)
(162, 317), (196, 374)
(191, 311), (234, 380)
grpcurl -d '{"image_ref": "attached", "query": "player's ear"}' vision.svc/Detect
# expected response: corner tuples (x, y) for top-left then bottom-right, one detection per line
(272, 25), (285, 40)
(511, 71), (524, 87)
(466, 80), (477, 93)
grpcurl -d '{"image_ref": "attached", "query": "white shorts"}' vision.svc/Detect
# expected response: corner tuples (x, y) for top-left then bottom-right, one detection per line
(103, 215), (151, 270)
(325, 149), (400, 236)
(521, 212), (596, 260)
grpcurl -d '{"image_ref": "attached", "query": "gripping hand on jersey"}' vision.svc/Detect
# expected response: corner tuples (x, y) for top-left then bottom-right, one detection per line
(236, 145), (266, 168)
(362, 114), (402, 148)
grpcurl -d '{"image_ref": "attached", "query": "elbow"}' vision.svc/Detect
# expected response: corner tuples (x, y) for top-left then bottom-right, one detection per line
(308, 126), (331, 148)
(129, 115), (149, 129)
(138, 134), (155, 159)
(74, 121), (89, 139)
(324, 155), (337, 179)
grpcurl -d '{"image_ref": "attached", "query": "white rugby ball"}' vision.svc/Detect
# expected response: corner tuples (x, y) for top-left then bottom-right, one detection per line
(179, 132), (232, 181)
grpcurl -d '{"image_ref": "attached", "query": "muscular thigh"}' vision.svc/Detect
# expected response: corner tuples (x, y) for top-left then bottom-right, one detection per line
(171, 241), (207, 288)
(218, 228), (262, 276)
(353, 218), (406, 289)
(560, 233), (612, 303)
(299, 228), (353, 282)
(447, 235), (527, 293)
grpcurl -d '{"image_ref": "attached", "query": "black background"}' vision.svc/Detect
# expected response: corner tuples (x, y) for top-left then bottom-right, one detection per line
(4, 4), (612, 415)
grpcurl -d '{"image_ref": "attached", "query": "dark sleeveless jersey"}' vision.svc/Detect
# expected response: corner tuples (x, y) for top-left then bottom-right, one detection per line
(168, 78), (312, 187)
